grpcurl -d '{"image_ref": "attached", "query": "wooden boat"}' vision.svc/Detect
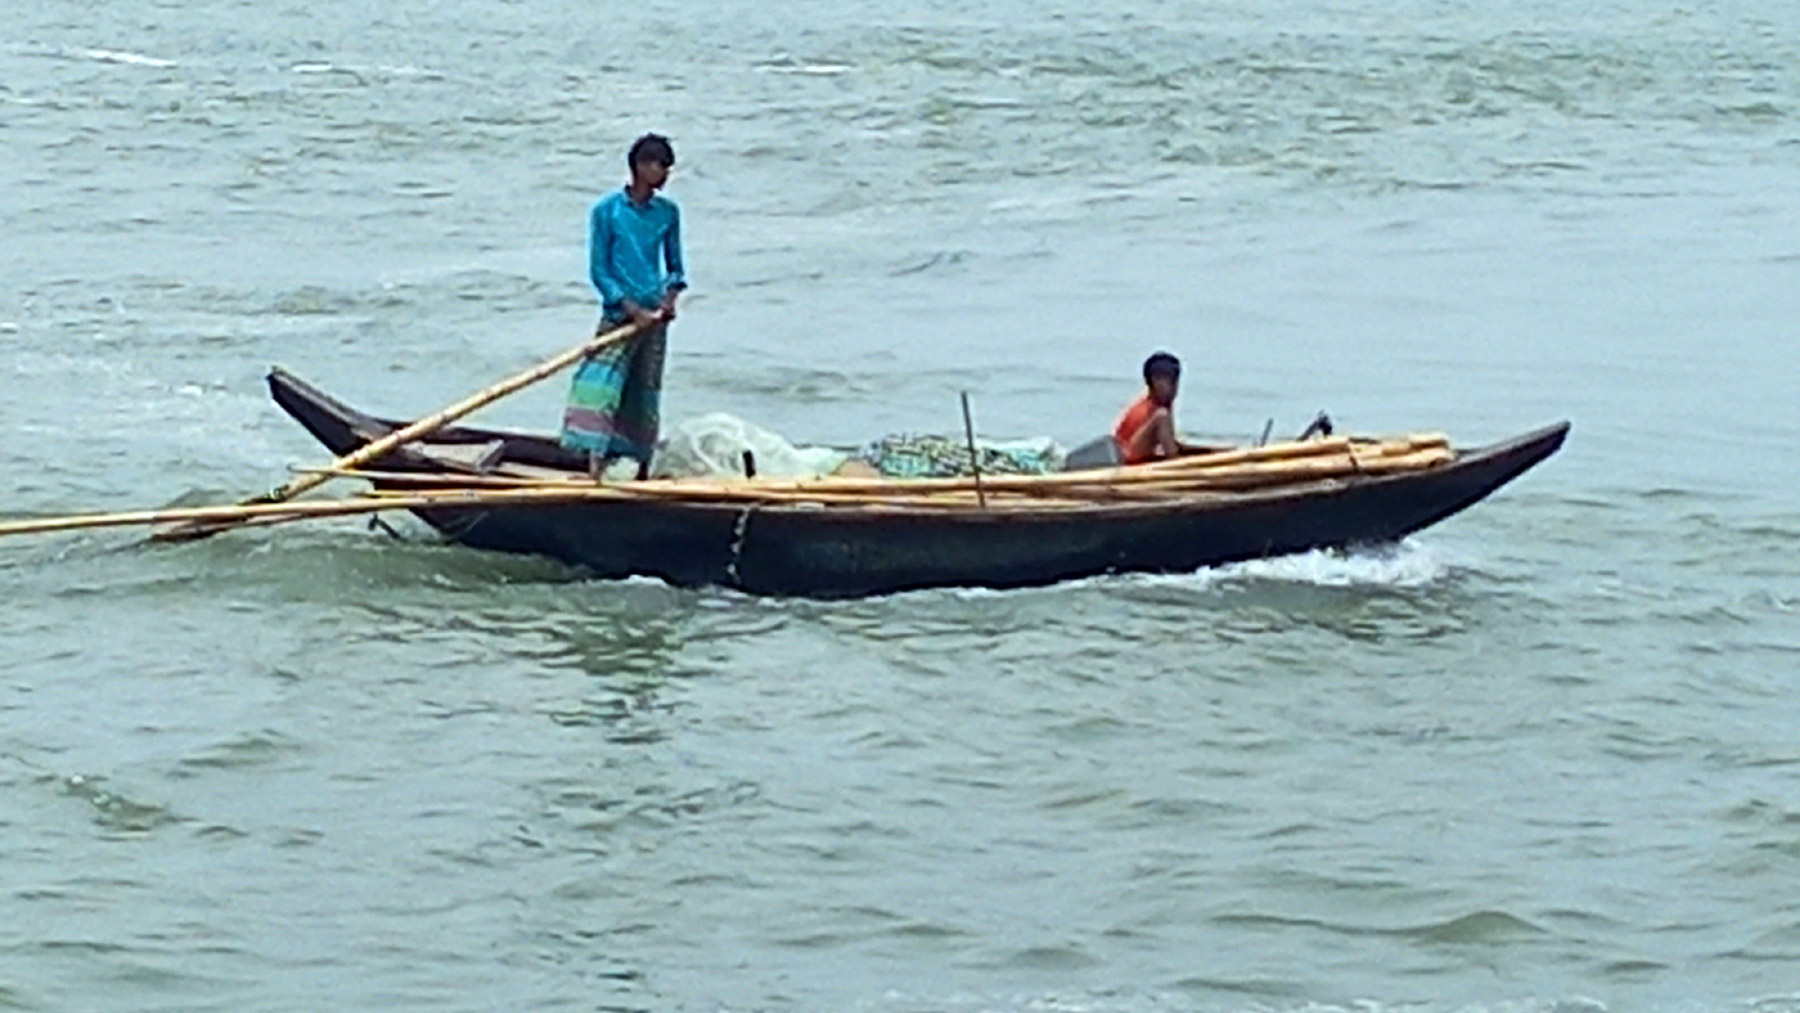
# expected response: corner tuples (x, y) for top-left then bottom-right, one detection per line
(268, 367), (1568, 598)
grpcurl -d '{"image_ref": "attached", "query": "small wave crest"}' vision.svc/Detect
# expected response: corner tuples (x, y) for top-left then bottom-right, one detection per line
(754, 55), (855, 76)
(10, 42), (176, 68)
(74, 48), (176, 69)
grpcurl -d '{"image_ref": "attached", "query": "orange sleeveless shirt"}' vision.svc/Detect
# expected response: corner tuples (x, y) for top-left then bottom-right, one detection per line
(1113, 392), (1162, 465)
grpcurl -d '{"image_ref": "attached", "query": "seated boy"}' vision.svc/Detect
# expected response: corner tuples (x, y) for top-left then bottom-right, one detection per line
(1113, 351), (1207, 464)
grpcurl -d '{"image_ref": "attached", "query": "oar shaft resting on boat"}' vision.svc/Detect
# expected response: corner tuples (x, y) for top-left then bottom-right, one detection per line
(151, 319), (646, 542)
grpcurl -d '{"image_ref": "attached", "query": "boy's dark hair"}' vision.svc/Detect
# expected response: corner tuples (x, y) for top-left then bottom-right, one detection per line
(628, 133), (676, 168)
(1143, 351), (1181, 383)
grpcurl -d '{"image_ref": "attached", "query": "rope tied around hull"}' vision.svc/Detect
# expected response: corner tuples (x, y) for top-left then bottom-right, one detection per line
(725, 505), (756, 587)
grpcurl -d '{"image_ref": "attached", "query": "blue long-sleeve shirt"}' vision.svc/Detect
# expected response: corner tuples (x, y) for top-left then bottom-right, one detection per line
(588, 188), (686, 319)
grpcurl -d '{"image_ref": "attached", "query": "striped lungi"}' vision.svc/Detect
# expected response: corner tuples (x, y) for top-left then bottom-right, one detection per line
(559, 319), (667, 462)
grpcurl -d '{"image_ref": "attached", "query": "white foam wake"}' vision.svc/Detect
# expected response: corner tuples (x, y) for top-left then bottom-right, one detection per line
(938, 541), (1459, 602)
(1215, 541), (1456, 588)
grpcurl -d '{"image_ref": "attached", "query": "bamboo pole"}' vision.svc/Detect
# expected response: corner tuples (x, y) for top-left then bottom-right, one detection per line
(302, 467), (1148, 504)
(292, 467), (592, 488)
(344, 446), (1451, 505)
(302, 441), (1453, 500)
(959, 447), (1452, 497)
(151, 319), (646, 542)
(630, 440), (1450, 497)
(1092, 449), (1453, 490)
(0, 487), (618, 539)
(351, 484), (1097, 509)
(1135, 436), (1355, 471)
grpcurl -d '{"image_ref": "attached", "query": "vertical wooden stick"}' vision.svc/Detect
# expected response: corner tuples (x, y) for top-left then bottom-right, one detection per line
(961, 391), (986, 509)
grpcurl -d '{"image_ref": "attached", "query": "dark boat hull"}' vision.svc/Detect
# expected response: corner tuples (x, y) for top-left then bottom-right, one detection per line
(268, 368), (1568, 597)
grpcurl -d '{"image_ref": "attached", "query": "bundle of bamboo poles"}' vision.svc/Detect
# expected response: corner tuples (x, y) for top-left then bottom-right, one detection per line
(0, 432), (1455, 539)
(316, 432), (1454, 509)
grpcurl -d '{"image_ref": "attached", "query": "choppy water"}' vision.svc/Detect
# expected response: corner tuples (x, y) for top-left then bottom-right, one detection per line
(3, 1), (1798, 1010)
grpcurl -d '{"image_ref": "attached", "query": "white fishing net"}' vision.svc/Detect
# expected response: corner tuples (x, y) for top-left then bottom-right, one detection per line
(650, 413), (848, 479)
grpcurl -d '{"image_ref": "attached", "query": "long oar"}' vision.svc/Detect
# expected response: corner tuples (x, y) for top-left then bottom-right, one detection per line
(151, 319), (645, 542)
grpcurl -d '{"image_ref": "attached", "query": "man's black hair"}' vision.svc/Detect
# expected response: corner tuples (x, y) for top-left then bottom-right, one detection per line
(1143, 351), (1181, 383)
(628, 133), (676, 168)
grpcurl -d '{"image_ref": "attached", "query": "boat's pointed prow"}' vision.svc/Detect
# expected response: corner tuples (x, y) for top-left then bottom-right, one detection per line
(1473, 419), (1570, 472)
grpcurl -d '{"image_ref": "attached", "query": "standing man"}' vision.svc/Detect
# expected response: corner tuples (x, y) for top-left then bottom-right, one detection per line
(562, 133), (687, 478)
